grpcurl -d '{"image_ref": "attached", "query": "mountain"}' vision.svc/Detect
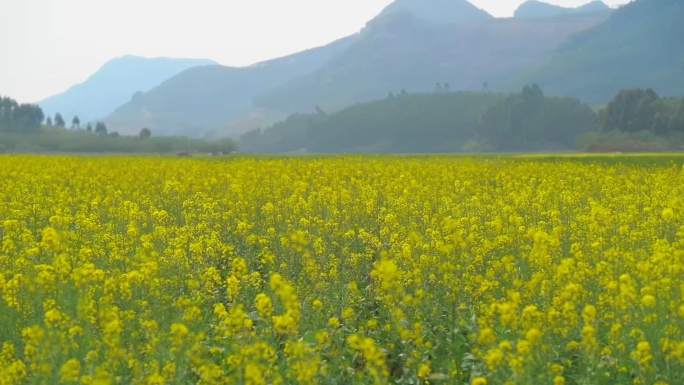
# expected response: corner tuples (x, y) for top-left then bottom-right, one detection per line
(514, 1), (610, 19)
(252, 11), (609, 114)
(104, 35), (358, 136)
(509, 0), (684, 105)
(38, 56), (216, 124)
(103, 0), (495, 137)
(378, 0), (493, 24)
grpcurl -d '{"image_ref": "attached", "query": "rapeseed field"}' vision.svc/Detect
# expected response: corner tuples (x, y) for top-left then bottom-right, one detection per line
(0, 155), (683, 384)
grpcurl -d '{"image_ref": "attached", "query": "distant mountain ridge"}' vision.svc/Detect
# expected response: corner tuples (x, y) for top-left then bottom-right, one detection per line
(378, 0), (493, 24)
(38, 56), (216, 124)
(102, 0), (496, 136)
(514, 1), (610, 19)
(95, 0), (678, 138)
(104, 36), (358, 136)
(251, 11), (609, 114)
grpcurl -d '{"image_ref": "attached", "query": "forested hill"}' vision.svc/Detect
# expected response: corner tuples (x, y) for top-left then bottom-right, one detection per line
(240, 85), (596, 154)
(509, 0), (684, 104)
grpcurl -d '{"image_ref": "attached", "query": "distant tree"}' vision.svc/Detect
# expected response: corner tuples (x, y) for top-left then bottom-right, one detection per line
(477, 84), (593, 149)
(434, 82), (443, 93)
(315, 105), (326, 115)
(444, 83), (451, 92)
(387, 92), (396, 99)
(0, 96), (44, 133)
(94, 121), (108, 135)
(71, 116), (80, 130)
(86, 123), (93, 132)
(400, 89), (408, 97)
(673, 102), (684, 132)
(596, 89), (684, 136)
(46, 116), (53, 126)
(0, 106), (7, 128)
(598, 88), (660, 132)
(54, 113), (65, 127)
(482, 82), (489, 92)
(139, 127), (152, 138)
(522, 84), (545, 116)
(109, 131), (120, 137)
(651, 112), (669, 135)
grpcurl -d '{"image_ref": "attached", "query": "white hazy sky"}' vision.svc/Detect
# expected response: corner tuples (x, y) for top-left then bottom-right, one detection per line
(1, 0), (630, 103)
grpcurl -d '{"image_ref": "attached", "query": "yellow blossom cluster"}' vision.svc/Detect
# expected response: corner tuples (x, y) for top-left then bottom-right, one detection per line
(0, 154), (683, 384)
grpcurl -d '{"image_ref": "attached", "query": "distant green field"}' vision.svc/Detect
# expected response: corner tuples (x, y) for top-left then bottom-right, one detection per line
(511, 152), (684, 165)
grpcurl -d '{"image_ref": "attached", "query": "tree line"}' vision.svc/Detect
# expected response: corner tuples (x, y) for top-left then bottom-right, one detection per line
(0, 96), (44, 133)
(478, 84), (595, 150)
(240, 85), (596, 153)
(597, 88), (684, 134)
(0, 130), (237, 154)
(242, 85), (684, 154)
(45, 112), (149, 138)
(1, 93), (154, 139)
(0, 93), (236, 154)
(575, 88), (684, 152)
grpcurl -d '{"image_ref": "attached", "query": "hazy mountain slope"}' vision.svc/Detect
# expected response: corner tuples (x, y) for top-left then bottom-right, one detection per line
(252, 11), (609, 114)
(201, 109), (290, 139)
(104, 35), (358, 136)
(38, 56), (216, 124)
(378, 0), (492, 24)
(514, 1), (609, 18)
(509, 0), (684, 104)
(103, 0), (496, 137)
